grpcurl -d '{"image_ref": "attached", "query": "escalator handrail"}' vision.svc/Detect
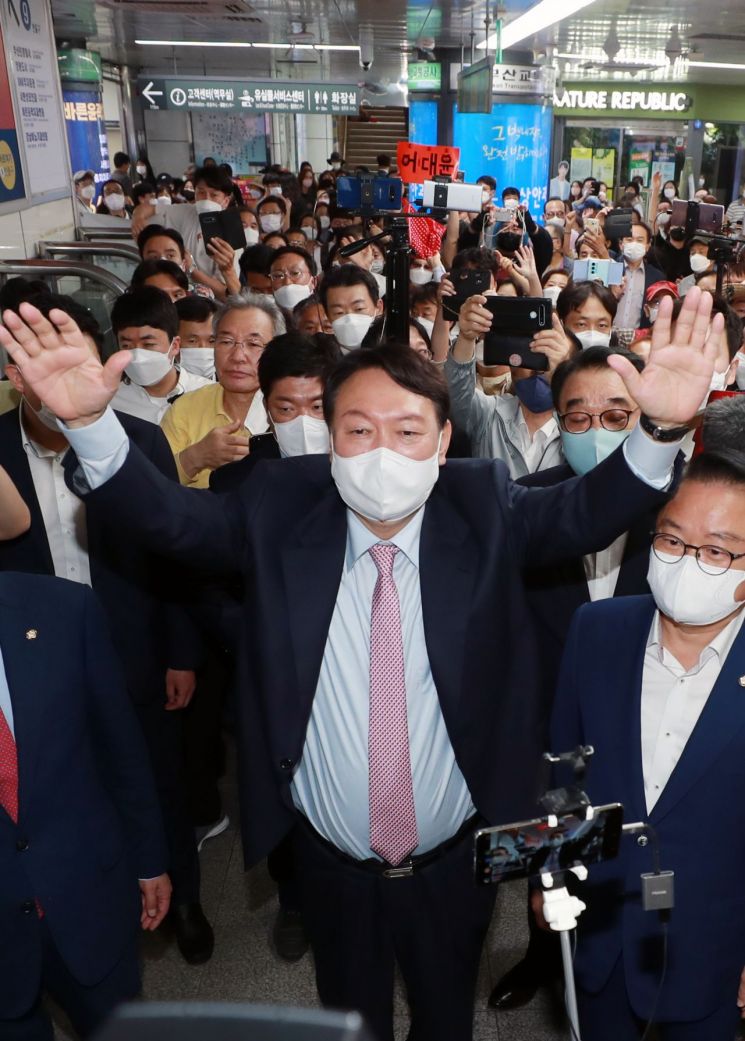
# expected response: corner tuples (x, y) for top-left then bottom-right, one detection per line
(38, 240), (140, 261)
(0, 259), (130, 295)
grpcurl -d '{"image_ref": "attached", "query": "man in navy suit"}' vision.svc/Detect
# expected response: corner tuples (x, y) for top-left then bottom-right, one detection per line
(0, 291), (212, 966)
(0, 289), (725, 1041)
(551, 451), (745, 1039)
(0, 573), (170, 1041)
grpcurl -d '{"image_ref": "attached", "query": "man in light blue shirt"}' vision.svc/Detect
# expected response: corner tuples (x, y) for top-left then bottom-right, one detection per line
(0, 288), (723, 1041)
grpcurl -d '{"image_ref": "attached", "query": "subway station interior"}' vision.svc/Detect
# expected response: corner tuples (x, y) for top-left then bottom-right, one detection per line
(3, 1), (745, 1040)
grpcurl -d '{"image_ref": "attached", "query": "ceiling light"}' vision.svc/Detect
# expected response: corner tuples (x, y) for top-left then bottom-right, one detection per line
(135, 39), (359, 51)
(688, 60), (745, 70)
(478, 0), (600, 51)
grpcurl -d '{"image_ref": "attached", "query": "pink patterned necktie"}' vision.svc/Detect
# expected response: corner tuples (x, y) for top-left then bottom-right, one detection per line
(0, 706), (18, 824)
(368, 543), (419, 866)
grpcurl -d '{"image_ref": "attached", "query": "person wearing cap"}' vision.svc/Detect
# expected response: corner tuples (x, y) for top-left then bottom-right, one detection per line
(73, 170), (96, 216)
(326, 151), (344, 174)
(642, 280), (679, 329)
(614, 221), (665, 332)
(690, 235), (714, 278)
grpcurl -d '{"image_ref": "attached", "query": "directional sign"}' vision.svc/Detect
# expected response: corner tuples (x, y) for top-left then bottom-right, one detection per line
(137, 77), (360, 116)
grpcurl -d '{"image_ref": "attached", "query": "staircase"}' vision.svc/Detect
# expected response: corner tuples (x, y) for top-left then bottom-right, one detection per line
(342, 107), (409, 169)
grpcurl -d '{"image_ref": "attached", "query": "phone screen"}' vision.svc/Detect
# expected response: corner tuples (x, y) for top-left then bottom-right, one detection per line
(474, 803), (623, 885)
(482, 296), (552, 370)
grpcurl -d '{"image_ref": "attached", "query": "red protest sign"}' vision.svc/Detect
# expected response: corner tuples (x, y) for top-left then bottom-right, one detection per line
(396, 142), (460, 184)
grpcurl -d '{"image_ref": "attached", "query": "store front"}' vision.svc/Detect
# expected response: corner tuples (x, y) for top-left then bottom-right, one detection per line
(550, 83), (745, 205)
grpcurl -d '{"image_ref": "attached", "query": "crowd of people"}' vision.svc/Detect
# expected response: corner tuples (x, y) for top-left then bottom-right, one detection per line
(4, 144), (745, 1041)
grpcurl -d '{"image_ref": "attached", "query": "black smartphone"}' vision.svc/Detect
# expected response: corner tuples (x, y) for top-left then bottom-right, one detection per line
(248, 432), (277, 452)
(199, 207), (247, 252)
(474, 803), (624, 886)
(603, 207), (633, 240)
(482, 297), (552, 370)
(442, 269), (491, 321)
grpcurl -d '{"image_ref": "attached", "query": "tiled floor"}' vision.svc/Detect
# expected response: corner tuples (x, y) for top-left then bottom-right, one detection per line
(50, 765), (745, 1041)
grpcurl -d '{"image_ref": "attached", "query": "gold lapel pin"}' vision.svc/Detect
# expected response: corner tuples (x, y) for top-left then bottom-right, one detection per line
(739, 676), (745, 687)
(25, 629), (37, 641)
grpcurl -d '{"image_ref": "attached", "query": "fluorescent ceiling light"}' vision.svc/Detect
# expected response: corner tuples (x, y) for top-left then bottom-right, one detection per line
(478, 0), (600, 51)
(689, 60), (745, 70)
(135, 39), (359, 51)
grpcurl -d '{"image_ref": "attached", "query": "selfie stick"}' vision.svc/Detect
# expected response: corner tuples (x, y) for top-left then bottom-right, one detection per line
(539, 853), (589, 1041)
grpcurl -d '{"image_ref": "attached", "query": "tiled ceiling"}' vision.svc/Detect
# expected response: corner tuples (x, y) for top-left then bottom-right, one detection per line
(49, 0), (745, 90)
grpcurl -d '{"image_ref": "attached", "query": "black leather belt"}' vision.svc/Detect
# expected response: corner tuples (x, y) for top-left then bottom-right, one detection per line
(298, 813), (483, 879)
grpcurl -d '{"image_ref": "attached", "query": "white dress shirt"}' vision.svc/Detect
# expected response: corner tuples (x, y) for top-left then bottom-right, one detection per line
(291, 507), (476, 860)
(112, 368), (211, 425)
(21, 412), (91, 586)
(583, 533), (629, 602)
(514, 407), (559, 474)
(0, 644), (14, 737)
(641, 609), (745, 813)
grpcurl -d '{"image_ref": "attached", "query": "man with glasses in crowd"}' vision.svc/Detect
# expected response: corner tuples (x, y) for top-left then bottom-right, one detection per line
(159, 298), (284, 488)
(550, 449), (745, 1041)
(268, 246), (318, 315)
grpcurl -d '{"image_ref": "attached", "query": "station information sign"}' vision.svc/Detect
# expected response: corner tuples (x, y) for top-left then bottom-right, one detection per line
(138, 78), (360, 115)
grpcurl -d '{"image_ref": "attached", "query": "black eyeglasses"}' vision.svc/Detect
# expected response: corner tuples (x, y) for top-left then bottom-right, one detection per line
(651, 532), (745, 576)
(558, 408), (638, 434)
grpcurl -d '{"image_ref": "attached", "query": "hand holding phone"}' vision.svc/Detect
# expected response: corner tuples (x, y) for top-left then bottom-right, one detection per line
(458, 294), (494, 341)
(530, 313), (574, 374)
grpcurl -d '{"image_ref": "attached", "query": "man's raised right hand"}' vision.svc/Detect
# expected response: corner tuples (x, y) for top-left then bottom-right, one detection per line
(0, 303), (129, 426)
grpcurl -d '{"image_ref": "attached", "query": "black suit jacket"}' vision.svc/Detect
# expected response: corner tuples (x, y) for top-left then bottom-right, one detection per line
(0, 408), (201, 703)
(0, 573), (165, 1018)
(209, 433), (281, 494)
(518, 462), (657, 712)
(73, 436), (671, 866)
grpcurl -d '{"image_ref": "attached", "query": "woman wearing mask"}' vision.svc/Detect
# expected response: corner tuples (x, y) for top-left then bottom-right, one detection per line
(134, 157), (155, 184)
(541, 268), (571, 308)
(661, 179), (678, 204)
(569, 180), (582, 201)
(238, 206), (261, 247)
(96, 179), (130, 218)
(256, 196), (288, 240)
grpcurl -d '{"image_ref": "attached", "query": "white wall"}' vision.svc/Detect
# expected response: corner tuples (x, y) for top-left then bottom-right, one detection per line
(144, 109), (192, 179)
(0, 194), (75, 259)
(294, 114), (335, 172)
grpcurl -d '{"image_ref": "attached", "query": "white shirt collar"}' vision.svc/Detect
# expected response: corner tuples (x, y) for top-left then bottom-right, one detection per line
(19, 405), (65, 461)
(345, 505), (424, 573)
(647, 607), (745, 673)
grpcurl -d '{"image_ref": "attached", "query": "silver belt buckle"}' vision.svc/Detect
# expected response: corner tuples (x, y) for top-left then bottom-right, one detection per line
(382, 860), (414, 879)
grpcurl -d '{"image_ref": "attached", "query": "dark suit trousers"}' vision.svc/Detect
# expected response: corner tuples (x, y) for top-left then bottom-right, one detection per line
(0, 918), (139, 1041)
(293, 822), (496, 1041)
(182, 643), (232, 826)
(135, 701), (201, 906)
(578, 956), (741, 1041)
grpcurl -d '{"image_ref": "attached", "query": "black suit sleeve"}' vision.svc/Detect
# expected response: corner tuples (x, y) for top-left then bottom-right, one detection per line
(505, 442), (669, 568)
(83, 585), (167, 878)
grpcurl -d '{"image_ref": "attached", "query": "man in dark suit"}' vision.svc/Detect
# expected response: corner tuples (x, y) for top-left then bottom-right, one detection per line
(0, 292), (213, 966)
(550, 451), (745, 1040)
(0, 288), (723, 1041)
(0, 572), (170, 1040)
(491, 346), (657, 1009)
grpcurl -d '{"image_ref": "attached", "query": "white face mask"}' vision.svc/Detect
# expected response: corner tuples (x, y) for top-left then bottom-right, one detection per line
(735, 352), (745, 391)
(664, 187), (676, 200)
(623, 241), (646, 263)
(178, 348), (215, 380)
(105, 192), (126, 211)
(136, 164), (147, 176)
(260, 213), (282, 233)
(330, 436), (442, 523)
(302, 178), (314, 189)
(331, 162), (341, 171)
(244, 226), (260, 246)
(504, 197), (519, 211)
(415, 316), (435, 338)
(370, 257), (385, 274)
(575, 329), (611, 350)
(331, 312), (374, 349)
(481, 188), (491, 205)
(690, 253), (710, 274)
(79, 183), (95, 200)
(647, 550), (745, 626)
(274, 282), (312, 310)
(25, 396), (60, 432)
(274, 414), (330, 457)
(302, 226), (317, 241)
(656, 211), (671, 226)
(319, 216), (331, 229)
(410, 267), (433, 286)
(157, 194), (172, 206)
(543, 285), (563, 306)
(194, 198), (222, 215)
(547, 216), (565, 230)
(125, 346), (175, 387)
(269, 185), (283, 196)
